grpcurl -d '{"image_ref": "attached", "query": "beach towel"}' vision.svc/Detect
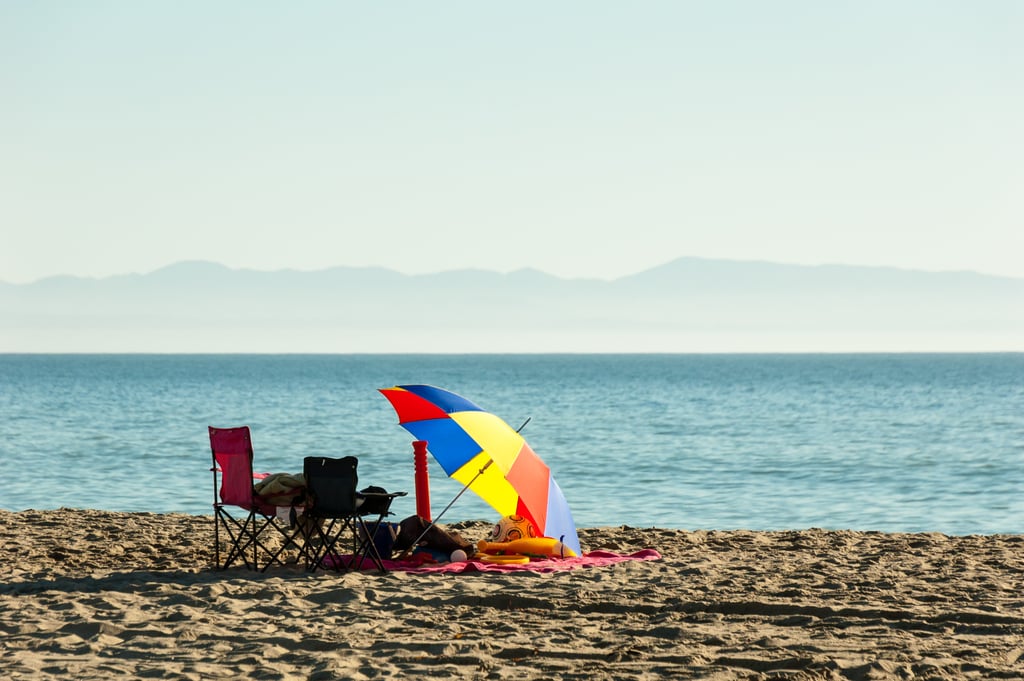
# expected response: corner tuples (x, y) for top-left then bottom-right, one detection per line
(328, 549), (661, 573)
(253, 472), (306, 506)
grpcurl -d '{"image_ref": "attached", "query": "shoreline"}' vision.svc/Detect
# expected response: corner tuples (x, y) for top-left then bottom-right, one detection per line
(2, 509), (1023, 679)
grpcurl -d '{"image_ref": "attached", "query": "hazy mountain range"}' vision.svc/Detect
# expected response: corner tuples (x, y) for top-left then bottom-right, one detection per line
(2, 258), (1022, 352)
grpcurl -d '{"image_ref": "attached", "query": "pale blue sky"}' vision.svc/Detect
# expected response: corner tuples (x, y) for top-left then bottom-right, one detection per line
(3, 2), (1022, 284)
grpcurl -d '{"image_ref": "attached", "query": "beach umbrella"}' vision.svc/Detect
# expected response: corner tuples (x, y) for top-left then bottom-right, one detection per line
(379, 384), (580, 556)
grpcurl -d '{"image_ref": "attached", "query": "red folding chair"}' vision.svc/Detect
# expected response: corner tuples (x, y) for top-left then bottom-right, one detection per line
(210, 426), (301, 570)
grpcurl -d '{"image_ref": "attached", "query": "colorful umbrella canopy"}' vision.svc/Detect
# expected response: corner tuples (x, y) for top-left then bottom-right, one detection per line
(379, 384), (580, 556)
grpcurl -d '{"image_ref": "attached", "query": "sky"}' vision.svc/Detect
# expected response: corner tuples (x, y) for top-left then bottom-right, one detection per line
(3, 2), (1023, 285)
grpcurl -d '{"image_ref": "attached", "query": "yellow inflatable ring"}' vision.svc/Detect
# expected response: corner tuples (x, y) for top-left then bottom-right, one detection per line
(476, 553), (530, 565)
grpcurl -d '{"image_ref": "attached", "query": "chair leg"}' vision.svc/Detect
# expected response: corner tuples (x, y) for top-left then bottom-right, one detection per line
(263, 515), (314, 572)
(303, 518), (327, 569)
(305, 518), (331, 571)
(221, 512), (257, 570)
(325, 519), (354, 571)
(250, 514), (259, 569)
(307, 517), (360, 572)
(215, 508), (258, 569)
(354, 516), (389, 573)
(214, 508), (221, 568)
(250, 514), (285, 570)
(215, 508), (282, 570)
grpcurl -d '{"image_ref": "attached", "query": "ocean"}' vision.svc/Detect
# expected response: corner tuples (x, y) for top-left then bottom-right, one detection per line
(1, 354), (1021, 535)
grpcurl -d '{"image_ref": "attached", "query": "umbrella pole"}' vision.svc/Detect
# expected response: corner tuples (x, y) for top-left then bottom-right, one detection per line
(397, 417), (530, 560)
(397, 459), (494, 559)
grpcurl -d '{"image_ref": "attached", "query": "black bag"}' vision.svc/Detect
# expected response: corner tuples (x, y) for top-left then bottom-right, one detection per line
(358, 485), (391, 516)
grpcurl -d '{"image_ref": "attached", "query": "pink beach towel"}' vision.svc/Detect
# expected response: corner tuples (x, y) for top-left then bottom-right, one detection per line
(329, 549), (661, 573)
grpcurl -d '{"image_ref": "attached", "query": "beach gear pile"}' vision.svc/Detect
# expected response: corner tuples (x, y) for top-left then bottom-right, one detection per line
(378, 514), (577, 567)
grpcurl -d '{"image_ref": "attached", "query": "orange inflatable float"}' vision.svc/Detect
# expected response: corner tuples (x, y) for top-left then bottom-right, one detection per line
(477, 536), (578, 559)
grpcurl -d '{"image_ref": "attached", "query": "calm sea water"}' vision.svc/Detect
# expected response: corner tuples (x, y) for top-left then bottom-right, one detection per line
(1, 354), (1021, 534)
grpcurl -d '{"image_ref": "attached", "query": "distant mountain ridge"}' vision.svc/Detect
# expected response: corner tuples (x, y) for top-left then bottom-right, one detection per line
(7, 257), (1023, 286)
(2, 258), (1022, 352)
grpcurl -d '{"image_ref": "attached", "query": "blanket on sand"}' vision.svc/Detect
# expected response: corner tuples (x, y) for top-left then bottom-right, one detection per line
(331, 549), (661, 573)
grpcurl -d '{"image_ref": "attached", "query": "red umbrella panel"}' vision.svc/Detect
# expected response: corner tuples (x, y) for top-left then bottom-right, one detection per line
(379, 384), (580, 556)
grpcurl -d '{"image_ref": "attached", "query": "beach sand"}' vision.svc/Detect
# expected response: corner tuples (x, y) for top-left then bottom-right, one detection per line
(1, 509), (1022, 680)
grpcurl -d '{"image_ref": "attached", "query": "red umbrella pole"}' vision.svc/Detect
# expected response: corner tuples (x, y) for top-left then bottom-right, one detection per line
(413, 440), (431, 521)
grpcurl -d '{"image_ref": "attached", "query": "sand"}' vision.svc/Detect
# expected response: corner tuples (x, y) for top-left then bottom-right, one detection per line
(1, 509), (1022, 680)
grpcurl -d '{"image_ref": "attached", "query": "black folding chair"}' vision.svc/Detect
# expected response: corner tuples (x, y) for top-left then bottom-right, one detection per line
(303, 456), (405, 573)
